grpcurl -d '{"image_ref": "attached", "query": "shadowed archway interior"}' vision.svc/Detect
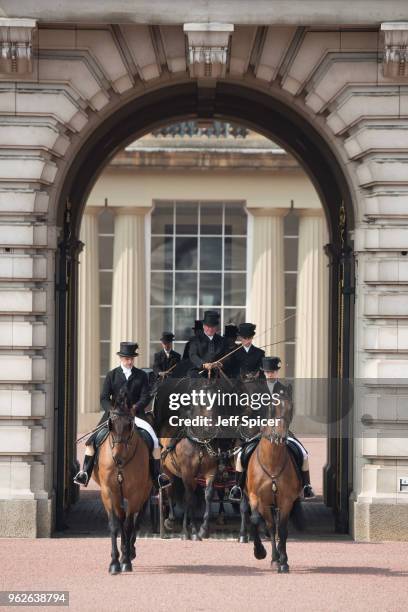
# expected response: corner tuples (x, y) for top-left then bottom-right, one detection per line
(55, 82), (355, 533)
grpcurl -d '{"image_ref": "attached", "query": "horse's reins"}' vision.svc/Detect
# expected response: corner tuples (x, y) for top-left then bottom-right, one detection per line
(76, 419), (109, 444)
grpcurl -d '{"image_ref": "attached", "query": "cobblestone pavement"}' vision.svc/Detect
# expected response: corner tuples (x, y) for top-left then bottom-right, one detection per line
(1, 537), (407, 612)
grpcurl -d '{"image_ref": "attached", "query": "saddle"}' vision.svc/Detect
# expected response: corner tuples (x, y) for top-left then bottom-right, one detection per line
(92, 424), (154, 466)
(240, 436), (303, 481)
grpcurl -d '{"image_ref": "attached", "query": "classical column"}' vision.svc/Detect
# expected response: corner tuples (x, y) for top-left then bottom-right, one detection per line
(78, 207), (101, 418)
(110, 207), (150, 368)
(294, 209), (329, 424)
(248, 208), (286, 373)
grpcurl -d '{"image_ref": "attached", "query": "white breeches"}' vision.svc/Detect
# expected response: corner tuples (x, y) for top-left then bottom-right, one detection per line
(288, 436), (309, 471)
(287, 436), (308, 460)
(234, 436), (309, 473)
(134, 416), (159, 449)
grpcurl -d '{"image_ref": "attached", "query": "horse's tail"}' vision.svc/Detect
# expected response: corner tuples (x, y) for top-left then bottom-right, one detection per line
(290, 498), (305, 531)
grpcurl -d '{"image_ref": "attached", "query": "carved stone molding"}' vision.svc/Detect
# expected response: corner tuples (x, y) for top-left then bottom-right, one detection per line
(183, 22), (234, 78)
(381, 22), (408, 78)
(0, 18), (37, 74)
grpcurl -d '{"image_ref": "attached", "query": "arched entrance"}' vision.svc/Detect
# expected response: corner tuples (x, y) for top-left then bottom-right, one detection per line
(54, 81), (355, 533)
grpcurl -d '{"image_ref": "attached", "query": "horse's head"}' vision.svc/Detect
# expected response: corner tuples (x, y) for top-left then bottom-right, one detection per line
(264, 385), (293, 445)
(109, 387), (134, 447)
(239, 370), (260, 384)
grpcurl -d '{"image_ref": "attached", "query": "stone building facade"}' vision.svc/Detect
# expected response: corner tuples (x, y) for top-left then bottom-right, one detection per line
(0, 2), (408, 540)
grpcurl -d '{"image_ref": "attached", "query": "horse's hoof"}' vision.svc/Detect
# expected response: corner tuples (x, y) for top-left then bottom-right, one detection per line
(191, 533), (202, 542)
(238, 535), (248, 544)
(164, 518), (175, 531)
(121, 562), (132, 573)
(109, 562), (121, 575)
(254, 545), (267, 560)
(278, 564), (289, 573)
(181, 532), (190, 541)
(198, 528), (209, 540)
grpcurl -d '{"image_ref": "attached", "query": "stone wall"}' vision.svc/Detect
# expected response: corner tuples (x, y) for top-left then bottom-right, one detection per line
(0, 19), (407, 538)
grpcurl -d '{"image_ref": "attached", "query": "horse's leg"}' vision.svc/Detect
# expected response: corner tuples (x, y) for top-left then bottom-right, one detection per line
(184, 483), (201, 541)
(181, 482), (192, 540)
(107, 511), (121, 575)
(120, 513), (134, 572)
(216, 496), (226, 526)
(238, 493), (249, 544)
(270, 507), (279, 566)
(164, 488), (176, 532)
(198, 476), (215, 539)
(249, 501), (267, 560)
(276, 509), (290, 573)
(261, 504), (278, 566)
(130, 512), (138, 560)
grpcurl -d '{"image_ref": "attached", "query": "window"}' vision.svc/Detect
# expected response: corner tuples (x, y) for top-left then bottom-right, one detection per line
(150, 201), (247, 361)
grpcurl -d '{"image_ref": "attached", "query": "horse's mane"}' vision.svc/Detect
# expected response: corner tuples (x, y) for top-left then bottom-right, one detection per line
(113, 386), (132, 415)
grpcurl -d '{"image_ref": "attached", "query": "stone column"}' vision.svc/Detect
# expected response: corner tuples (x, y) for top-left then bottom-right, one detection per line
(294, 209), (329, 426)
(110, 207), (150, 368)
(77, 207), (101, 425)
(248, 208), (286, 373)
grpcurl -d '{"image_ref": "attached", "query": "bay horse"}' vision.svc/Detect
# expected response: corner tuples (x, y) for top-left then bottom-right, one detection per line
(93, 388), (151, 574)
(156, 371), (237, 540)
(246, 386), (303, 573)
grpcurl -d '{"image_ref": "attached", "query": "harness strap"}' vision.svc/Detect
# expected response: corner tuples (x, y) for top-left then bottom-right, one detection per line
(256, 443), (289, 484)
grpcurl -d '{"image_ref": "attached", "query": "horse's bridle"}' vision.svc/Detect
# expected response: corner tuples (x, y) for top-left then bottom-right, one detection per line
(108, 410), (140, 511)
(109, 411), (139, 470)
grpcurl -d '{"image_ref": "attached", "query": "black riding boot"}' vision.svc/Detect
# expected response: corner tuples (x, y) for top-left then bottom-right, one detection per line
(150, 457), (171, 491)
(73, 454), (95, 487)
(302, 470), (315, 498)
(229, 470), (246, 502)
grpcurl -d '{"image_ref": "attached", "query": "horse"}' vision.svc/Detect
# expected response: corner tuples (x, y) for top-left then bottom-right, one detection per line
(93, 388), (152, 574)
(157, 371), (238, 540)
(246, 386), (303, 573)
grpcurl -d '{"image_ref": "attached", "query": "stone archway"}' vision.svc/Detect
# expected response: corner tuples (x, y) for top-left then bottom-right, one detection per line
(2, 20), (407, 540)
(53, 81), (355, 533)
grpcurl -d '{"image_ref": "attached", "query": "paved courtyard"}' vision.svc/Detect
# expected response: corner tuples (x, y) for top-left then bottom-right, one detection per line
(1, 537), (407, 612)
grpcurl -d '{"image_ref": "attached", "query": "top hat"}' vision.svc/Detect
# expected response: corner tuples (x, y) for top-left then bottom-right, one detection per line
(202, 310), (220, 326)
(238, 322), (256, 338)
(224, 324), (238, 339)
(160, 331), (175, 342)
(262, 356), (281, 372)
(192, 320), (203, 332)
(117, 342), (139, 357)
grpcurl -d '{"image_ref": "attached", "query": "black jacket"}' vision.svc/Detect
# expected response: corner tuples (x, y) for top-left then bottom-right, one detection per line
(98, 366), (151, 422)
(187, 332), (227, 370)
(153, 349), (181, 376)
(228, 344), (265, 378)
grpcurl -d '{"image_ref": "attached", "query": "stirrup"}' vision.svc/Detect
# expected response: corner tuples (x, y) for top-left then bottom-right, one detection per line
(229, 485), (242, 501)
(73, 470), (89, 486)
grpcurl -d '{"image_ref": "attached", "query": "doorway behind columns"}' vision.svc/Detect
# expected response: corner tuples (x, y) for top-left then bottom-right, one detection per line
(71, 120), (332, 536)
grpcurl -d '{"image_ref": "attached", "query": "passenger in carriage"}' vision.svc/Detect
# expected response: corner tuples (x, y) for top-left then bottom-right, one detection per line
(73, 341), (171, 490)
(182, 319), (203, 360)
(227, 322), (265, 379)
(224, 323), (239, 351)
(187, 310), (228, 377)
(152, 332), (181, 380)
(229, 356), (315, 502)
